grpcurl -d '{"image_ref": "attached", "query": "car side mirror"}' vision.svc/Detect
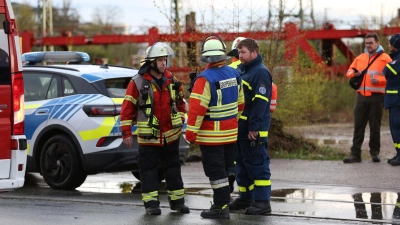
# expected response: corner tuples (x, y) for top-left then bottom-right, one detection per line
(3, 21), (10, 34)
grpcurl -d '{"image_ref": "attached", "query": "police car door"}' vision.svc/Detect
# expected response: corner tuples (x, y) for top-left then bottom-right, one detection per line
(24, 73), (61, 156)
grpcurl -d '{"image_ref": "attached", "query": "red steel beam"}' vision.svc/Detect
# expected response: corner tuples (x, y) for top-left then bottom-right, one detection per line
(23, 27), (400, 48)
(20, 25), (400, 77)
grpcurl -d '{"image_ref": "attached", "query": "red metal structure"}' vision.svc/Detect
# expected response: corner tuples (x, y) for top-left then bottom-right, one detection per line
(20, 23), (400, 76)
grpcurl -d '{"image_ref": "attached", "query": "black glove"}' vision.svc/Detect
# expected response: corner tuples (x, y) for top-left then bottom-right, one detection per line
(189, 71), (197, 81)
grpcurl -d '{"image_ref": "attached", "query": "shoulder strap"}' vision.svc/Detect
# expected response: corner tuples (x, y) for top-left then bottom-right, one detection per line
(363, 51), (383, 72)
(132, 75), (153, 117)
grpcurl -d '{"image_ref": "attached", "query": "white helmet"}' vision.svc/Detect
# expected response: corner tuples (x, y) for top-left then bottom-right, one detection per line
(227, 37), (246, 57)
(145, 42), (174, 61)
(200, 36), (230, 63)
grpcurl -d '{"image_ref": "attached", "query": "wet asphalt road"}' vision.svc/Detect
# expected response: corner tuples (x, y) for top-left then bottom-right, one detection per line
(0, 198), (369, 225)
(0, 159), (399, 224)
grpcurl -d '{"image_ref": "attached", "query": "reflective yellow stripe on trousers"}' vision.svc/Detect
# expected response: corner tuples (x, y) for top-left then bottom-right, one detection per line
(168, 189), (185, 201)
(142, 191), (158, 202)
(255, 180), (272, 186)
(238, 184), (254, 192)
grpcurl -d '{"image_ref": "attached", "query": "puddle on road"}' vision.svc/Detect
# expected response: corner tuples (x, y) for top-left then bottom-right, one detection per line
(270, 188), (400, 223)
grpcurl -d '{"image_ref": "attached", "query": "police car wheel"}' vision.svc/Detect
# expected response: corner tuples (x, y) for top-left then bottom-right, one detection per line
(40, 134), (87, 190)
(131, 169), (165, 182)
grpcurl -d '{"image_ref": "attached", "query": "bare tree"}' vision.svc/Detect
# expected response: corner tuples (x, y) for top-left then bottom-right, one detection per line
(91, 5), (123, 35)
(53, 0), (80, 34)
(13, 1), (37, 32)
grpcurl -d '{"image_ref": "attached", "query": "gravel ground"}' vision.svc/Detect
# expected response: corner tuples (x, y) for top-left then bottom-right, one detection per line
(286, 123), (395, 161)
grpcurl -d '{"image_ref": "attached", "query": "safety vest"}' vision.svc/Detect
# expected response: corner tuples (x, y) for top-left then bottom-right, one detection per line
(186, 65), (244, 145)
(346, 51), (392, 96)
(270, 83), (278, 112)
(131, 73), (184, 145)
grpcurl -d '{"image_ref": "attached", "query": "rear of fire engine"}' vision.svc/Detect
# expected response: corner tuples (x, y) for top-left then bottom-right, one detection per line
(0, 0), (27, 191)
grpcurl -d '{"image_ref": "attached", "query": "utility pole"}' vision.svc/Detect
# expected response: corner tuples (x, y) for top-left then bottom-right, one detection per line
(171, 0), (182, 33)
(276, 0), (316, 29)
(170, 0), (183, 66)
(37, 0), (53, 52)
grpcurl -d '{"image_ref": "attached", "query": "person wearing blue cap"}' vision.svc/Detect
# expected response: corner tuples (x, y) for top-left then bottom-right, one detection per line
(384, 33), (400, 166)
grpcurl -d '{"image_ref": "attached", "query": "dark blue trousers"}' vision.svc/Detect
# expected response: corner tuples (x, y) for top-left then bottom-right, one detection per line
(236, 139), (271, 201)
(389, 107), (400, 157)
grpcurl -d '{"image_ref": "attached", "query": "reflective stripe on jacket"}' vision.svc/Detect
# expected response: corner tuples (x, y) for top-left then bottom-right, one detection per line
(186, 64), (245, 145)
(346, 50), (392, 96)
(120, 70), (186, 146)
(237, 54), (272, 143)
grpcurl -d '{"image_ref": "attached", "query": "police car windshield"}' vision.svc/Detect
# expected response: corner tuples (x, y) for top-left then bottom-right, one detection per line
(105, 78), (131, 98)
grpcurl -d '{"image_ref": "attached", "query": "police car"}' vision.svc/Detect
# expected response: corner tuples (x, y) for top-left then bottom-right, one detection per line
(23, 52), (189, 190)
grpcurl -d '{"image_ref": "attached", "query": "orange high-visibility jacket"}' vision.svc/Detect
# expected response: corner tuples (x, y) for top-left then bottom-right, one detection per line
(346, 51), (392, 96)
(270, 83), (278, 112)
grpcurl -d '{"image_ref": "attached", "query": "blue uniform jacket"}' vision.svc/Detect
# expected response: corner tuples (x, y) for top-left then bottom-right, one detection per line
(195, 65), (241, 121)
(384, 49), (400, 109)
(237, 54), (272, 142)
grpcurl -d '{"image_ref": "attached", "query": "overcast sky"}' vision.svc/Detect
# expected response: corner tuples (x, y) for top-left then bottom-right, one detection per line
(11, 0), (400, 33)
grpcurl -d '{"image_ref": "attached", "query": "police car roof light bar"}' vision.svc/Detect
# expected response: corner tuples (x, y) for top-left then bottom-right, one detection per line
(22, 51), (90, 65)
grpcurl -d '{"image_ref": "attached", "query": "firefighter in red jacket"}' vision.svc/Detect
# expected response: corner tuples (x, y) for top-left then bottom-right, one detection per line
(120, 42), (189, 215)
(186, 36), (245, 218)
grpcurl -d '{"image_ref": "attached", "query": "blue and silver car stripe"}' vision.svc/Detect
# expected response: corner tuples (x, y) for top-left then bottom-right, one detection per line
(51, 95), (97, 119)
(81, 74), (103, 83)
(65, 95), (104, 121)
(57, 95), (96, 120)
(49, 95), (89, 119)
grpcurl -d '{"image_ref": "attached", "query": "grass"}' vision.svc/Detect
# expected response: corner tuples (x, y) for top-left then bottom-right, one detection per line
(188, 142), (347, 161)
(269, 146), (347, 160)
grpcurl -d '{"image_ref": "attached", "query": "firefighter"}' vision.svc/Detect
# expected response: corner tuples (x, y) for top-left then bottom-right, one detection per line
(384, 33), (400, 166)
(229, 38), (272, 215)
(186, 35), (244, 219)
(226, 37), (278, 193)
(120, 42), (189, 215)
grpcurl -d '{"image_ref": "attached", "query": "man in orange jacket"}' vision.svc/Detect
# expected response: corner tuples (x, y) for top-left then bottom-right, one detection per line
(343, 32), (392, 163)
(186, 36), (245, 218)
(120, 42), (189, 215)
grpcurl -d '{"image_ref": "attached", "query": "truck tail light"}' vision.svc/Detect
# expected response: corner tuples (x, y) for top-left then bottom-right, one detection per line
(12, 72), (24, 135)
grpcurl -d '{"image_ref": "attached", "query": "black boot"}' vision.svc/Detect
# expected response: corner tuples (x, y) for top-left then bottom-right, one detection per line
(244, 201), (272, 215)
(390, 157), (400, 166)
(200, 202), (229, 219)
(388, 156), (397, 164)
(145, 205), (161, 215)
(170, 204), (190, 213)
(343, 155), (362, 163)
(229, 197), (253, 210)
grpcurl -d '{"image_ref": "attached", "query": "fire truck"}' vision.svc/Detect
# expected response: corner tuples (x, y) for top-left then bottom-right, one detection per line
(0, 0), (27, 191)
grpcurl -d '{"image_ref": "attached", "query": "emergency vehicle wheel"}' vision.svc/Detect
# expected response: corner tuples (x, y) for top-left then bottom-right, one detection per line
(132, 168), (165, 182)
(40, 134), (87, 190)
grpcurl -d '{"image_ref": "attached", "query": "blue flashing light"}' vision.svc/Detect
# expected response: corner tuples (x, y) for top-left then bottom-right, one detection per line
(22, 51), (90, 65)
